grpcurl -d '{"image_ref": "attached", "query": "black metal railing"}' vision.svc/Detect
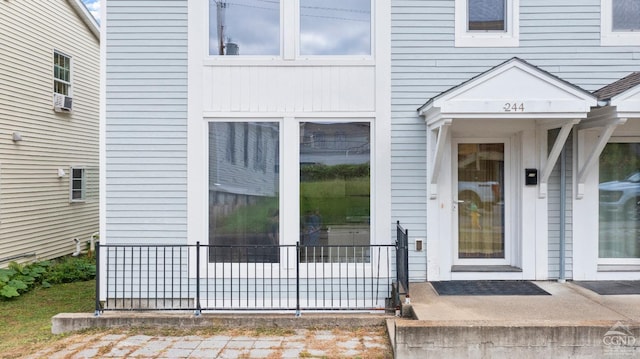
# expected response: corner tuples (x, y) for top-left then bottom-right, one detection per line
(396, 221), (409, 301)
(95, 242), (397, 315)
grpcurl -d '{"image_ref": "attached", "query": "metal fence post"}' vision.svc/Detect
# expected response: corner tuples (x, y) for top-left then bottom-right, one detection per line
(94, 242), (101, 317)
(195, 241), (202, 316)
(295, 241), (301, 317)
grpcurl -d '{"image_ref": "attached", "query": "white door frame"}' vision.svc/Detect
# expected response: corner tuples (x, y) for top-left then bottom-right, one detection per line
(452, 137), (513, 267)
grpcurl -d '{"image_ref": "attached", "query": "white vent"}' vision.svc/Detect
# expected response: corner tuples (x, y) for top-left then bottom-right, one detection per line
(53, 93), (73, 112)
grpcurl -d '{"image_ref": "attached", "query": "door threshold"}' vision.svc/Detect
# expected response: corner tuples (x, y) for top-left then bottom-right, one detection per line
(451, 265), (522, 273)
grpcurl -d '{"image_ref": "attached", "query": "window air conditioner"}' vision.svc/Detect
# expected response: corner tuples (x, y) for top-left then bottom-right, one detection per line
(53, 93), (73, 112)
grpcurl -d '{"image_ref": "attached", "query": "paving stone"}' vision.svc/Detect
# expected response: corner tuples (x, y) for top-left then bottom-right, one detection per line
(197, 338), (229, 349)
(218, 349), (248, 358)
(252, 339), (282, 349)
(72, 348), (99, 358)
(282, 340), (305, 349)
(341, 349), (362, 356)
(101, 346), (132, 357)
(281, 348), (304, 358)
(129, 339), (172, 357)
(225, 339), (255, 349)
(249, 348), (276, 358)
(163, 348), (194, 358)
(170, 340), (201, 349)
(188, 348), (222, 358)
(338, 339), (360, 349)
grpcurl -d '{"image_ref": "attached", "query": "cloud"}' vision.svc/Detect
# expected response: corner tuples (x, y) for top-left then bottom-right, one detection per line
(82, 0), (100, 23)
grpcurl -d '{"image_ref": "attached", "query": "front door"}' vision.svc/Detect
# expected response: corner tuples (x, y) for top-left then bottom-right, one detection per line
(454, 140), (509, 265)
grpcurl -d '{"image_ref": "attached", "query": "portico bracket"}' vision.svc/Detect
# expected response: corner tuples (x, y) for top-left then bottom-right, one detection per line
(539, 120), (580, 198)
(428, 119), (452, 199)
(576, 118), (627, 199)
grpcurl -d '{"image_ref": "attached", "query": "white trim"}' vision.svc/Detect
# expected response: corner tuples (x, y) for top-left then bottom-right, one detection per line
(454, 0), (520, 47)
(601, 0), (640, 46)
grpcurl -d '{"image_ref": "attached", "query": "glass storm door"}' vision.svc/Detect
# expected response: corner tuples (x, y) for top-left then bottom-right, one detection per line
(455, 142), (506, 262)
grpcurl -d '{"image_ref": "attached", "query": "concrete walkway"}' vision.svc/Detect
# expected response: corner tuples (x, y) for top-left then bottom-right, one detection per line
(390, 281), (640, 358)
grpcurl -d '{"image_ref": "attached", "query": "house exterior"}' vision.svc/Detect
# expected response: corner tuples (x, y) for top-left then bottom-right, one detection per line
(392, 0), (640, 282)
(0, 0), (100, 265)
(102, 0), (640, 310)
(101, 0), (391, 310)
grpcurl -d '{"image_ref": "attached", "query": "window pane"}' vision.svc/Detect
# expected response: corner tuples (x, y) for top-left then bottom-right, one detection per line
(613, 0), (640, 31)
(209, 0), (280, 56)
(300, 0), (371, 55)
(209, 122), (280, 263)
(299, 122), (370, 262)
(457, 143), (505, 259)
(599, 143), (640, 258)
(468, 0), (506, 31)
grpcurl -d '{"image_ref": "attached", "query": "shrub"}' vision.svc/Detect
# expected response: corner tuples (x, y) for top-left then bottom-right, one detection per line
(43, 256), (96, 284)
(0, 261), (50, 299)
(0, 255), (95, 299)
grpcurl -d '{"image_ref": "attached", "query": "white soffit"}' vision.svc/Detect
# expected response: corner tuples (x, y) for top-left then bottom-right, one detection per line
(418, 58), (597, 124)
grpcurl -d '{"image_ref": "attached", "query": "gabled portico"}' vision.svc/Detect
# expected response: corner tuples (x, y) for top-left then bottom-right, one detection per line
(418, 58), (597, 281)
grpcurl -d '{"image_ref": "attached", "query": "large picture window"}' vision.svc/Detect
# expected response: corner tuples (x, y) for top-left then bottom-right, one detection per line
(299, 0), (371, 56)
(209, 122), (280, 262)
(299, 122), (370, 261)
(208, 0), (280, 56)
(599, 142), (640, 259)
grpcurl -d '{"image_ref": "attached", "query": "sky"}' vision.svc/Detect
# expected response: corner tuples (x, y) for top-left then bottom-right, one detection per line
(82, 0), (100, 23)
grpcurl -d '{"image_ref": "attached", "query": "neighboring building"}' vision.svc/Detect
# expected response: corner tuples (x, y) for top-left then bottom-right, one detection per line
(0, 0), (100, 265)
(392, 0), (640, 281)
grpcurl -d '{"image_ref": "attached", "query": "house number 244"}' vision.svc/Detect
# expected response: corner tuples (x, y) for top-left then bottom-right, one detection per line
(503, 102), (525, 112)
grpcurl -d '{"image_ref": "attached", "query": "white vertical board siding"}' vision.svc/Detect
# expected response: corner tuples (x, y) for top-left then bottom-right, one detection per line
(0, 0), (99, 264)
(105, 0), (188, 244)
(203, 66), (375, 113)
(392, 0), (640, 280)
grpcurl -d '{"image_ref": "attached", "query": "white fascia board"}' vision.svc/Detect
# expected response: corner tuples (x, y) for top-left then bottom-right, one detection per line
(67, 0), (100, 40)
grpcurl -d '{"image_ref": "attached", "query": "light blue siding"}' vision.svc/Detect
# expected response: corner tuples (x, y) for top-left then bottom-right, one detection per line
(105, 0), (188, 244)
(392, 0), (640, 280)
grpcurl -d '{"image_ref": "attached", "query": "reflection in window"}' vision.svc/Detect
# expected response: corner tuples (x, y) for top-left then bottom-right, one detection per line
(209, 0), (280, 56)
(599, 142), (640, 258)
(209, 122), (280, 263)
(300, 0), (371, 55)
(612, 0), (640, 31)
(457, 143), (505, 259)
(299, 122), (370, 262)
(468, 0), (506, 31)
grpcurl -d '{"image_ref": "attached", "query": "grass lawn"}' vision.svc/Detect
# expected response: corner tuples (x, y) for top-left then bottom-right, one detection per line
(0, 280), (95, 358)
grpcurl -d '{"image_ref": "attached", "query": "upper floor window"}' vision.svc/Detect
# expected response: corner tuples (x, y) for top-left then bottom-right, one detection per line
(299, 0), (371, 56)
(208, 0), (280, 56)
(455, 0), (519, 47)
(602, 0), (640, 46)
(207, 0), (372, 57)
(54, 51), (71, 95)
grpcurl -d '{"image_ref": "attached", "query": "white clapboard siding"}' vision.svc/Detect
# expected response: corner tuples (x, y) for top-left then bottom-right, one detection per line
(0, 0), (99, 264)
(392, 0), (640, 280)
